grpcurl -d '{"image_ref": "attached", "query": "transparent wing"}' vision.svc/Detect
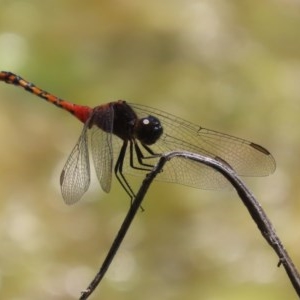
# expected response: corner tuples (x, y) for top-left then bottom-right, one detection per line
(90, 106), (114, 193)
(121, 103), (276, 190)
(60, 123), (90, 204)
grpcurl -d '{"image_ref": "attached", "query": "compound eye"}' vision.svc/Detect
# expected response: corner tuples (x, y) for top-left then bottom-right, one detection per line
(135, 115), (163, 145)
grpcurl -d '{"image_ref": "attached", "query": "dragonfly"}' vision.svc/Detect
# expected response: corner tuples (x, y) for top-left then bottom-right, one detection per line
(0, 71), (276, 204)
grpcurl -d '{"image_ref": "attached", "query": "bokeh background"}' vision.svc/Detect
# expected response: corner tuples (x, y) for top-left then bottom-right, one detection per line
(1, 1), (300, 299)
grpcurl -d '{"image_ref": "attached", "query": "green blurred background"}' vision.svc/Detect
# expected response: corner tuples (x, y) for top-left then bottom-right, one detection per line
(1, 0), (300, 299)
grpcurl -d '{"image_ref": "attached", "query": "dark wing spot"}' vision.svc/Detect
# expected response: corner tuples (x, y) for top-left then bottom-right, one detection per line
(60, 170), (65, 185)
(250, 142), (271, 155)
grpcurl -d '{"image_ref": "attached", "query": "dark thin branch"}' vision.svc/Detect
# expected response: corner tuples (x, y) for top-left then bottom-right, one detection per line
(79, 151), (159, 299)
(79, 151), (300, 299)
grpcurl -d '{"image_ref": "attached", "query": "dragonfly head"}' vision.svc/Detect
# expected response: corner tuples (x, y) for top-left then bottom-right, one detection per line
(135, 115), (163, 145)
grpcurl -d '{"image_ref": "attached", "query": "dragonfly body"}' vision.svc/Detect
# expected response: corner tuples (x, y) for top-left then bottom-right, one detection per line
(0, 71), (276, 204)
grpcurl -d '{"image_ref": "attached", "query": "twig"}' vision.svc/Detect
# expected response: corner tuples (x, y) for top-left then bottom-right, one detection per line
(79, 151), (300, 299)
(79, 153), (158, 299)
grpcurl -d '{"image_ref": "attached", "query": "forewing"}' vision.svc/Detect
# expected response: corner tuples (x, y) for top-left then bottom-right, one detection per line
(90, 106), (114, 193)
(124, 103), (276, 190)
(60, 123), (90, 204)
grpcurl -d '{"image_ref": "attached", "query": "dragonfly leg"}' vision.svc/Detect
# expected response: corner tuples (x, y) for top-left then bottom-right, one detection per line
(114, 140), (136, 201)
(129, 140), (162, 171)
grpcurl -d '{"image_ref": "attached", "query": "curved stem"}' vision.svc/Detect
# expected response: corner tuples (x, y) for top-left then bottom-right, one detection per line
(80, 151), (300, 299)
